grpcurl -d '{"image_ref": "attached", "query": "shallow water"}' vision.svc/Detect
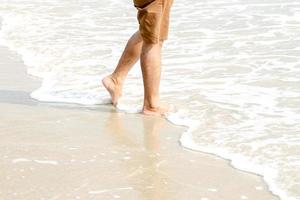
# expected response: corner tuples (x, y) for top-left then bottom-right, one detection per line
(0, 0), (299, 200)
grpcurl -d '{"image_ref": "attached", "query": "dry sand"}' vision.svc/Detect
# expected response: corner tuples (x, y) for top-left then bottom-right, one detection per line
(0, 46), (280, 200)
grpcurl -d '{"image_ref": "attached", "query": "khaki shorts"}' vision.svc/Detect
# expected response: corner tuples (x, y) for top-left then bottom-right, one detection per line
(134, 0), (173, 44)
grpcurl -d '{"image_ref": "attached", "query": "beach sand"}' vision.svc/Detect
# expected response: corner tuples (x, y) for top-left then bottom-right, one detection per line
(0, 46), (280, 200)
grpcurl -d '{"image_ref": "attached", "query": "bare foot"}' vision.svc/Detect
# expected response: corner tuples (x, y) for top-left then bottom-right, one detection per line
(102, 75), (122, 106)
(142, 104), (176, 116)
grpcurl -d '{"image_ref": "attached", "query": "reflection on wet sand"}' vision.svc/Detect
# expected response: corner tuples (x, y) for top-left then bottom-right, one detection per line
(104, 113), (170, 200)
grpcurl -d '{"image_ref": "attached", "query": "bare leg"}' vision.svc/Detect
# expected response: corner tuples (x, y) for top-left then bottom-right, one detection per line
(102, 31), (143, 106)
(103, 31), (172, 114)
(141, 40), (171, 116)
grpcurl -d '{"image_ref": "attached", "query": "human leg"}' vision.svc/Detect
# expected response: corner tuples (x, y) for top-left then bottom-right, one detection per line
(140, 40), (171, 115)
(102, 30), (143, 106)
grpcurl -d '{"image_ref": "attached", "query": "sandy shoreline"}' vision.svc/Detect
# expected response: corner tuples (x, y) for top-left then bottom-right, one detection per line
(0, 44), (280, 200)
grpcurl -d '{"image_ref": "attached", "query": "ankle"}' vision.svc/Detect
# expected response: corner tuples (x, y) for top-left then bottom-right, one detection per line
(143, 99), (160, 111)
(110, 73), (124, 86)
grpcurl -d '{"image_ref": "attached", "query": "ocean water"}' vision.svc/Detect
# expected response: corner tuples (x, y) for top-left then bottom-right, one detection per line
(0, 0), (299, 199)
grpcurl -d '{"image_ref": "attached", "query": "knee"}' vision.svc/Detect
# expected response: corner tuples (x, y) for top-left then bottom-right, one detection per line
(141, 41), (160, 56)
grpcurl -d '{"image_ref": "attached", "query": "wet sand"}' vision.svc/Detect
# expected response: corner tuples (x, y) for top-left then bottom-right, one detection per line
(0, 46), (280, 200)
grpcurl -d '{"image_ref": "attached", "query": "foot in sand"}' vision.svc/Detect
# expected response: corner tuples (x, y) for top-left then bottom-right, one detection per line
(142, 104), (176, 116)
(102, 75), (123, 106)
